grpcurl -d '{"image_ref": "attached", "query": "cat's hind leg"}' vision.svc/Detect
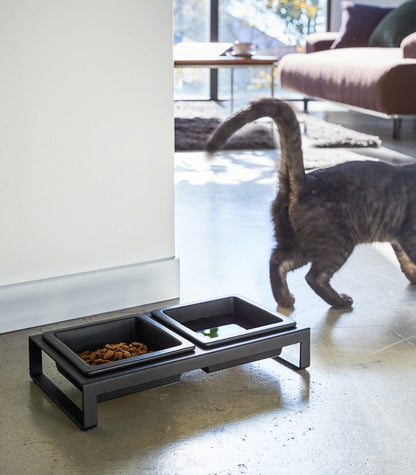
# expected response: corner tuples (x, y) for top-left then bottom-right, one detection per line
(391, 239), (416, 284)
(305, 253), (353, 308)
(269, 246), (307, 307)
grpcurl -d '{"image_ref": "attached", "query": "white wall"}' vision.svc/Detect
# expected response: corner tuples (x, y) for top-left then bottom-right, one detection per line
(0, 1), (178, 332)
(330, 0), (407, 30)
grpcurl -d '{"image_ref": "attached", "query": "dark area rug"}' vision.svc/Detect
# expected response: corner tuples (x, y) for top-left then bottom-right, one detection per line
(174, 101), (383, 152)
(175, 117), (276, 151)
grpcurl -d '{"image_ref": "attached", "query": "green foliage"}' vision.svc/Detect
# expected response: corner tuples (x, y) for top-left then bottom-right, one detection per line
(264, 0), (321, 46)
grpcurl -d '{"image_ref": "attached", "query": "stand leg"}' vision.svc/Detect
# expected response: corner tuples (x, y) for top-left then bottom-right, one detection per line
(29, 337), (96, 430)
(273, 329), (310, 370)
(29, 337), (42, 376)
(82, 387), (98, 430)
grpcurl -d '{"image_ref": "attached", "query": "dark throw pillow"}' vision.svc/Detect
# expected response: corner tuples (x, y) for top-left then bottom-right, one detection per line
(369, 0), (416, 47)
(331, 1), (393, 49)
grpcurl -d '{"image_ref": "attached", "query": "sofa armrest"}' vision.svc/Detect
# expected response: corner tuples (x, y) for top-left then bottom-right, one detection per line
(305, 32), (339, 53)
(401, 32), (416, 58)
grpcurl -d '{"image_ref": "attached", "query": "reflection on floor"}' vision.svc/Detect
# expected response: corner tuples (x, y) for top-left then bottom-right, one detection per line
(1, 104), (416, 474)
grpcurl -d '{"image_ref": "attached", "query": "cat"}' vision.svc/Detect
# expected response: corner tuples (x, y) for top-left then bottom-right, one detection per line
(206, 98), (416, 308)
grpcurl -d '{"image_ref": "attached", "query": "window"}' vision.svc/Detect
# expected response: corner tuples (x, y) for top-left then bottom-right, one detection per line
(174, 0), (328, 103)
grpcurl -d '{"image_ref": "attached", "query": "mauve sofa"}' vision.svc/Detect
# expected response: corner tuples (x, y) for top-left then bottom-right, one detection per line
(278, 1), (416, 138)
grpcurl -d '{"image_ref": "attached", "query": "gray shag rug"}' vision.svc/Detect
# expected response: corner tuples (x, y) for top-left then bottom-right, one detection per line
(301, 114), (382, 148)
(174, 111), (382, 151)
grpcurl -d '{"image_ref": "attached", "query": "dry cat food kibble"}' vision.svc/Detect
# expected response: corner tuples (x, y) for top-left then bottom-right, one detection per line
(78, 342), (149, 365)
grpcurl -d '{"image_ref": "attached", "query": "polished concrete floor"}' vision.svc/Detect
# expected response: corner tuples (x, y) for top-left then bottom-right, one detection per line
(1, 105), (416, 474)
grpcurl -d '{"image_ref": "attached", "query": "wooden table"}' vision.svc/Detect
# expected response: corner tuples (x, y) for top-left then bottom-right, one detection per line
(174, 42), (278, 111)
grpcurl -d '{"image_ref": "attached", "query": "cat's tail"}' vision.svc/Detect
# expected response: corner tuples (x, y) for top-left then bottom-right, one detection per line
(206, 98), (306, 192)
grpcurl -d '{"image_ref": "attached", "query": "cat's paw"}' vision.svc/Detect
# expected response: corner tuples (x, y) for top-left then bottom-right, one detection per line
(332, 294), (353, 308)
(278, 293), (295, 308)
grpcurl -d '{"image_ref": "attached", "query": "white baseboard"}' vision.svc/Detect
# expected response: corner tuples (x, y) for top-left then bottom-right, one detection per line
(0, 257), (180, 334)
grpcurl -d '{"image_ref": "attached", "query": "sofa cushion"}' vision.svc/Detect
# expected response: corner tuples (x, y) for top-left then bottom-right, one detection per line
(331, 1), (393, 49)
(279, 48), (416, 115)
(369, 0), (416, 47)
(401, 32), (416, 58)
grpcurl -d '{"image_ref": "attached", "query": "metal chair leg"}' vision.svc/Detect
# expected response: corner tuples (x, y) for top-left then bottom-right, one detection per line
(393, 117), (402, 139)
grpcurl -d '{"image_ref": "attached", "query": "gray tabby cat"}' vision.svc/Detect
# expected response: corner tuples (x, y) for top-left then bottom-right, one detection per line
(207, 98), (416, 308)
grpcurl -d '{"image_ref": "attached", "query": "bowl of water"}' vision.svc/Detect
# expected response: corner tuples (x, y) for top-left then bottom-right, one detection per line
(152, 296), (295, 347)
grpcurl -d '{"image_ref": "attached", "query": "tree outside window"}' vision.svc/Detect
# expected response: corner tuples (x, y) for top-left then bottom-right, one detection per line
(263, 0), (321, 48)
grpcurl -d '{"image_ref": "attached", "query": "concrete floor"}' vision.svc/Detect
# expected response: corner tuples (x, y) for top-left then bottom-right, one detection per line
(1, 105), (416, 474)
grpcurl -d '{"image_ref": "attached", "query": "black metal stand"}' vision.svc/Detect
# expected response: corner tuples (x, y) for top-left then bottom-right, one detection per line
(29, 324), (310, 430)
